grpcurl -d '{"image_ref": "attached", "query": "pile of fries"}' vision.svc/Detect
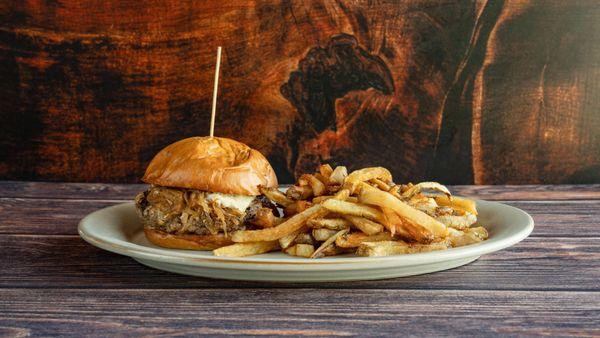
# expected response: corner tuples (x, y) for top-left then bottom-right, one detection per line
(213, 165), (488, 258)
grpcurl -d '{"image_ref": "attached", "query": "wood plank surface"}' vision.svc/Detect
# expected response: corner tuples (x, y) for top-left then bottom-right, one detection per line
(1, 181), (599, 200)
(1, 289), (598, 337)
(1, 197), (597, 237)
(0, 235), (597, 291)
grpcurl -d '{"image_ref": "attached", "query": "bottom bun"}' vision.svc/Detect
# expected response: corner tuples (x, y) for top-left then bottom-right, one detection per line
(144, 228), (233, 250)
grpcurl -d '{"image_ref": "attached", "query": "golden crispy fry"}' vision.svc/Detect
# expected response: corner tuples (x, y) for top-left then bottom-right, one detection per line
(356, 240), (448, 257)
(259, 186), (293, 207)
(284, 243), (315, 258)
(250, 208), (283, 228)
(300, 174), (327, 196)
(278, 227), (305, 249)
(213, 241), (279, 257)
(388, 185), (402, 199)
(311, 228), (349, 258)
(329, 166), (348, 185)
(314, 173), (330, 186)
(402, 182), (452, 199)
(321, 199), (385, 223)
(332, 188), (351, 201)
(312, 195), (358, 204)
(335, 232), (393, 248)
(435, 195), (478, 215)
(307, 217), (352, 230)
(358, 183), (448, 239)
(312, 228), (340, 241)
(284, 200), (313, 217)
(318, 245), (351, 257)
(342, 215), (384, 235)
(318, 164), (334, 179)
(380, 207), (414, 240)
(286, 185), (313, 200)
(344, 167), (392, 194)
(294, 233), (315, 245)
(435, 213), (477, 230)
(369, 178), (391, 191)
(446, 227), (488, 247)
(232, 205), (327, 243)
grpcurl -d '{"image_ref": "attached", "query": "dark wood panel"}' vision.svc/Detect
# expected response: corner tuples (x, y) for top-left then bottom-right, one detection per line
(0, 181), (598, 201)
(1, 196), (597, 236)
(0, 288), (598, 336)
(1, 1), (599, 184)
(1, 235), (597, 291)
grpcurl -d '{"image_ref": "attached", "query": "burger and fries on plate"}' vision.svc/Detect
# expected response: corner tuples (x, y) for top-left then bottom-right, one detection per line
(135, 136), (488, 259)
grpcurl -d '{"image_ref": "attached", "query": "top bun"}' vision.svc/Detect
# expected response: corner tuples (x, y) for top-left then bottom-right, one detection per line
(142, 137), (278, 196)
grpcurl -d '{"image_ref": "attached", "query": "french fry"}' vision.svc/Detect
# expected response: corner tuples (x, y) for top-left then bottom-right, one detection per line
(294, 233), (315, 245)
(311, 228), (349, 258)
(249, 208), (283, 228)
(232, 205), (327, 243)
(446, 227), (488, 247)
(436, 213), (477, 230)
(278, 227), (305, 249)
(213, 241), (279, 257)
(286, 185), (313, 200)
(335, 232), (393, 248)
(388, 185), (402, 199)
(435, 195), (478, 215)
(284, 200), (313, 217)
(369, 178), (391, 191)
(344, 167), (393, 194)
(380, 207), (414, 240)
(318, 164), (334, 179)
(259, 186), (293, 207)
(342, 215), (384, 235)
(402, 182), (452, 199)
(312, 228), (339, 241)
(321, 199), (385, 223)
(314, 173), (330, 186)
(329, 166), (348, 185)
(312, 195), (358, 204)
(284, 243), (315, 258)
(318, 245), (351, 257)
(356, 240), (448, 257)
(358, 183), (448, 239)
(307, 217), (352, 230)
(300, 174), (327, 196)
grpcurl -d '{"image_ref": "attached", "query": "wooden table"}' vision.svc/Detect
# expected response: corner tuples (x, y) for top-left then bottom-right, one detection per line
(1, 182), (598, 336)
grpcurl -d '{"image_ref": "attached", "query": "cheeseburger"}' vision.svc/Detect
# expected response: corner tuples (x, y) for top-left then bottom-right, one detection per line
(135, 136), (278, 250)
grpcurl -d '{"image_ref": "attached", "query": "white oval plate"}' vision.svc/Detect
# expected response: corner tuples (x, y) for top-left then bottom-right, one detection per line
(78, 199), (533, 282)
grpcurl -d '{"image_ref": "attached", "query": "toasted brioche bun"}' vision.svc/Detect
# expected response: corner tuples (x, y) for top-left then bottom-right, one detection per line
(144, 228), (234, 250)
(142, 136), (277, 196)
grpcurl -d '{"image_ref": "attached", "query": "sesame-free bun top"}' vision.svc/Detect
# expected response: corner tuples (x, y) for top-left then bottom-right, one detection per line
(142, 137), (278, 196)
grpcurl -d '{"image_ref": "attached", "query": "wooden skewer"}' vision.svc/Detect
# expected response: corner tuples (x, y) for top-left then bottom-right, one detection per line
(209, 46), (222, 138)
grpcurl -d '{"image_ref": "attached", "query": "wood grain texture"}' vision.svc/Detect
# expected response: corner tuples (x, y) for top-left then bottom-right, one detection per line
(2, 196), (597, 236)
(1, 1), (599, 184)
(1, 289), (598, 336)
(1, 235), (598, 291)
(0, 181), (599, 201)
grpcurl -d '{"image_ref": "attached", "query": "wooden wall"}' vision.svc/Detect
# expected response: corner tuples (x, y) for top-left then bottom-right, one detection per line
(1, 0), (599, 184)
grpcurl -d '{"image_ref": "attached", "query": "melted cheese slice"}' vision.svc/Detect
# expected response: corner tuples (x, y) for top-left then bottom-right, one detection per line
(205, 192), (254, 213)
